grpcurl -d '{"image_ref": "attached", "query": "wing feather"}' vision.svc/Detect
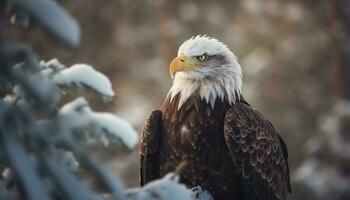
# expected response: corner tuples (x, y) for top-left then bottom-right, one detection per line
(224, 103), (291, 200)
(140, 110), (162, 186)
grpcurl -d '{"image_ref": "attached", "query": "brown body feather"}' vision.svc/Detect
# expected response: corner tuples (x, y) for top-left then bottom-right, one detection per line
(140, 94), (290, 200)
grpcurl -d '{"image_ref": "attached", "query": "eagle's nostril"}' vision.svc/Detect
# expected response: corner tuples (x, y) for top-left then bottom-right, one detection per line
(180, 59), (185, 62)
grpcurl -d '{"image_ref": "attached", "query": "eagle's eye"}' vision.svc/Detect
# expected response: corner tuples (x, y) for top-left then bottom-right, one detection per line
(196, 53), (208, 62)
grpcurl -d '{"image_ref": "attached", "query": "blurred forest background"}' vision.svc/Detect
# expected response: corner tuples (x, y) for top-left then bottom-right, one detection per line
(7, 0), (350, 199)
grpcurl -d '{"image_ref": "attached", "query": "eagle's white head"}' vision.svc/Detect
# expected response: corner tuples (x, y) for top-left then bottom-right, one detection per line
(168, 35), (243, 109)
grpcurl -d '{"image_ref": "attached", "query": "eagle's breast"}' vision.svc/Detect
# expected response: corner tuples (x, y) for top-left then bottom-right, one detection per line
(159, 93), (243, 199)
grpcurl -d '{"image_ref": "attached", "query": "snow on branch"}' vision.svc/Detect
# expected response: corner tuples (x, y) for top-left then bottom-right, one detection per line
(126, 173), (192, 200)
(58, 97), (138, 149)
(190, 186), (214, 200)
(124, 173), (213, 200)
(40, 59), (115, 98)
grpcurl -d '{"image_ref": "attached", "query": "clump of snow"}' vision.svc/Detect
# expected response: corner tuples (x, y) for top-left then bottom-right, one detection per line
(125, 174), (213, 200)
(2, 95), (16, 103)
(191, 186), (213, 200)
(40, 58), (66, 77)
(53, 64), (115, 97)
(126, 173), (192, 200)
(58, 97), (138, 149)
(40, 59), (115, 97)
(56, 150), (79, 173)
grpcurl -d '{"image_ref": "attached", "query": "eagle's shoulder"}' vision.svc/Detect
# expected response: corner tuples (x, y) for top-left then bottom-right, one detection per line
(225, 99), (270, 129)
(224, 100), (291, 200)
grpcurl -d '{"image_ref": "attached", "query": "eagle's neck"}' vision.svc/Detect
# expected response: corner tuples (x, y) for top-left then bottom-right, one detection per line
(167, 68), (242, 110)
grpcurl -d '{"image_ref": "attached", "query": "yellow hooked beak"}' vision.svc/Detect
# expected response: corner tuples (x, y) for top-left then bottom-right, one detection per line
(169, 54), (201, 79)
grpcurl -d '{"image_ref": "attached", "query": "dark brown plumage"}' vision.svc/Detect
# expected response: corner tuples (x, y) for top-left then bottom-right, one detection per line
(224, 100), (291, 200)
(140, 94), (290, 200)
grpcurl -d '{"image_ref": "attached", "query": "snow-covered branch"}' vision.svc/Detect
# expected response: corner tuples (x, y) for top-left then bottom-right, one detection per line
(124, 174), (213, 200)
(40, 59), (115, 98)
(58, 97), (138, 149)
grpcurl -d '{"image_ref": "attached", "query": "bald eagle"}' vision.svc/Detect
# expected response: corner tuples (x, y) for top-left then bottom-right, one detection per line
(140, 36), (291, 200)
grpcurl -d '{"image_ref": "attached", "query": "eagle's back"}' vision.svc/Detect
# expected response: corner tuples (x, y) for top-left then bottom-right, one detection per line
(160, 94), (244, 199)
